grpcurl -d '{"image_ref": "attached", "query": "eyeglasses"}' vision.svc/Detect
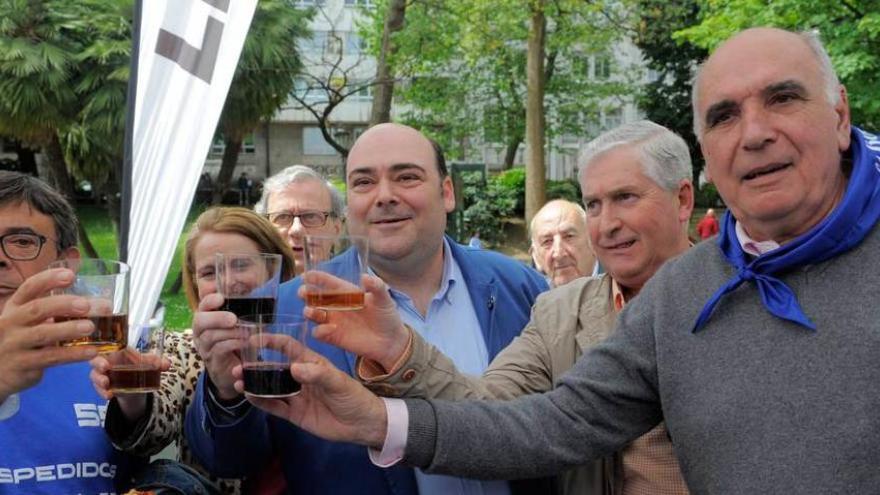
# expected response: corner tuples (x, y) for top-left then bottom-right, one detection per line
(267, 210), (333, 229)
(0, 232), (51, 261)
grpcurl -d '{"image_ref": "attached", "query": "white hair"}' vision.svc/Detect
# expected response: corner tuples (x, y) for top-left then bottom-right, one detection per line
(254, 165), (345, 217)
(578, 120), (692, 192)
(691, 29), (841, 140)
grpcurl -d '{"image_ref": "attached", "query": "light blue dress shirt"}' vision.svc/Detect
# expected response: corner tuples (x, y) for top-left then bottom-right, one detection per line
(379, 239), (510, 495)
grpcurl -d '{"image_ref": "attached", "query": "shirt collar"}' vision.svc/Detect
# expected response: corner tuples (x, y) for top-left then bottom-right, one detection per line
(372, 238), (458, 305)
(734, 221), (781, 256)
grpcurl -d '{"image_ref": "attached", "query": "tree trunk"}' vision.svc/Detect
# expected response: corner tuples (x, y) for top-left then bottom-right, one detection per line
(169, 270), (183, 294)
(369, 0), (408, 126)
(524, 2), (547, 225)
(12, 142), (38, 176)
(211, 137), (243, 205)
(502, 135), (521, 170)
(43, 136), (100, 259)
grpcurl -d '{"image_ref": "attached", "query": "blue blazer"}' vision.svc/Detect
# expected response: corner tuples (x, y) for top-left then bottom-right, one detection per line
(186, 237), (548, 494)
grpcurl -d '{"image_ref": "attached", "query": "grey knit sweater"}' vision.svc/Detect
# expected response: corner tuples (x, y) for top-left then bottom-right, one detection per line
(403, 223), (880, 494)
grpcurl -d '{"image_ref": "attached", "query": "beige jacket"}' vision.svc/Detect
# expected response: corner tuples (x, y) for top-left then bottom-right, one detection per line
(364, 275), (686, 495)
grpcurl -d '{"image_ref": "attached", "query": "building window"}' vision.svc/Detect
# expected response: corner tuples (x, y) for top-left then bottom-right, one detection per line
(345, 0), (373, 6)
(593, 54), (612, 80)
(293, 78), (324, 103)
(300, 31), (327, 54)
(346, 33), (367, 55)
(603, 107), (623, 130)
(303, 127), (339, 156)
(349, 81), (373, 101)
(325, 32), (344, 57)
(211, 134), (256, 155)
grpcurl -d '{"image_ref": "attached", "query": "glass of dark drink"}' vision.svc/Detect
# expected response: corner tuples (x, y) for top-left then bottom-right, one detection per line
(303, 234), (368, 311)
(239, 313), (307, 398)
(107, 319), (165, 393)
(215, 253), (282, 321)
(49, 258), (129, 353)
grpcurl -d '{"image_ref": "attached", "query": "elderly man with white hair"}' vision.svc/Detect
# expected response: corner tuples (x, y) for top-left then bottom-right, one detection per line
(528, 199), (597, 287)
(254, 165), (345, 273)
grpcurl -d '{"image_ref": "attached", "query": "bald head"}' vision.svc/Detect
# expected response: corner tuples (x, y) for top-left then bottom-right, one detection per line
(529, 199), (595, 287)
(348, 123), (447, 178)
(692, 28), (841, 140)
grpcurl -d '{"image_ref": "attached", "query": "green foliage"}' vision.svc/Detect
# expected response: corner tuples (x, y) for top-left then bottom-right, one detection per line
(677, 0), (880, 130)
(459, 172), (518, 244)
(546, 178), (581, 203)
(494, 168), (526, 214)
(363, 0), (637, 163)
(633, 0), (707, 182)
(694, 182), (722, 207)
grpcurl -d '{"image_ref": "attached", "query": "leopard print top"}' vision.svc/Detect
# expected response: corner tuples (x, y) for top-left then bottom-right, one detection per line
(115, 330), (241, 494)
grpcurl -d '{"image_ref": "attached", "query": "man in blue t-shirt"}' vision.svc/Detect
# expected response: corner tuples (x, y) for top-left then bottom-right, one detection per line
(0, 171), (133, 494)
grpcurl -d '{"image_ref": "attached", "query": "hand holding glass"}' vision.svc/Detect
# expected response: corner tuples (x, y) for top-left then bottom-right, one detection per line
(240, 314), (307, 398)
(106, 321), (165, 393)
(304, 235), (368, 311)
(50, 258), (129, 352)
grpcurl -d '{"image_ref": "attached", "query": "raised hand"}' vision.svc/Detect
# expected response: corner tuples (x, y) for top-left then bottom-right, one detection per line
(237, 333), (388, 449)
(192, 292), (242, 400)
(89, 351), (170, 421)
(299, 272), (411, 372)
(0, 268), (98, 403)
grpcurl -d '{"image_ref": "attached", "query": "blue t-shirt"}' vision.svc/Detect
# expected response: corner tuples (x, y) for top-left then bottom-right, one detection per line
(0, 362), (134, 494)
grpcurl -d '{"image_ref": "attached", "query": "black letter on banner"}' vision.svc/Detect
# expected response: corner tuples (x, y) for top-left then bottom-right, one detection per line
(155, 16), (224, 83)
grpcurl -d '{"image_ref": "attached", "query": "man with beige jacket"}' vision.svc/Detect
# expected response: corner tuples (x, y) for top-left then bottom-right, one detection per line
(301, 121), (694, 495)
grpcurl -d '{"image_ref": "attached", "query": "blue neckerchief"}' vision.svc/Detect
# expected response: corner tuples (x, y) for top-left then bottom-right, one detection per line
(693, 127), (880, 332)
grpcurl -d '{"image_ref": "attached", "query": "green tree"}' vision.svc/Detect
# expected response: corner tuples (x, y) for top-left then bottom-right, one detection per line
(677, 0), (880, 129)
(0, 0), (130, 257)
(634, 0), (707, 183)
(212, 0), (312, 203)
(365, 0), (635, 170)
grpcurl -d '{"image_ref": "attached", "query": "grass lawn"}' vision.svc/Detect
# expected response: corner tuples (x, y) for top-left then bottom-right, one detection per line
(76, 205), (206, 330)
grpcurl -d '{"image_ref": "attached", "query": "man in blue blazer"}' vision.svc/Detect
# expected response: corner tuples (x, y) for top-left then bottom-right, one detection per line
(186, 123), (548, 494)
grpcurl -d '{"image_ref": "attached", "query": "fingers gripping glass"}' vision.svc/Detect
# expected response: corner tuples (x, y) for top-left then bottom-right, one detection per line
(267, 210), (333, 229)
(1, 232), (52, 261)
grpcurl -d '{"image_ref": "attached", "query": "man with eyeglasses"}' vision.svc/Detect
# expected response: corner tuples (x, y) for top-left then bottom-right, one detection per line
(254, 165), (344, 274)
(0, 170), (137, 493)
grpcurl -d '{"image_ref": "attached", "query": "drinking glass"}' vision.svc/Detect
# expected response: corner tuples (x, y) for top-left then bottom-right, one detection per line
(50, 258), (129, 353)
(239, 313), (307, 398)
(303, 234), (369, 311)
(215, 253), (282, 320)
(106, 320), (165, 393)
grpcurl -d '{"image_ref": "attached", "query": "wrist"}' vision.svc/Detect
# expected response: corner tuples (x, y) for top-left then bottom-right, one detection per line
(365, 396), (389, 448)
(116, 394), (148, 422)
(378, 325), (413, 373)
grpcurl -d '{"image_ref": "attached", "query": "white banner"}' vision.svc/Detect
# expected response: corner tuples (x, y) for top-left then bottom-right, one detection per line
(128, 0), (257, 328)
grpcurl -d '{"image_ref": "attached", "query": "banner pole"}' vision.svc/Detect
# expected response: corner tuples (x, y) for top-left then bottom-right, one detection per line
(120, 0), (143, 263)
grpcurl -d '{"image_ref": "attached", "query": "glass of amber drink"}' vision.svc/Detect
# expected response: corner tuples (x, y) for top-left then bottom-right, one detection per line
(107, 320), (165, 393)
(303, 234), (368, 311)
(50, 258), (129, 352)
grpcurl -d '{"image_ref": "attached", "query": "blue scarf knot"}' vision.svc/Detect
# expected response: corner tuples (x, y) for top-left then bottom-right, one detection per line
(693, 127), (880, 332)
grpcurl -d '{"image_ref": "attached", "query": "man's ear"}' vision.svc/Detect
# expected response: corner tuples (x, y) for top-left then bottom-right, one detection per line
(676, 180), (695, 225)
(59, 246), (81, 261)
(442, 176), (455, 213)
